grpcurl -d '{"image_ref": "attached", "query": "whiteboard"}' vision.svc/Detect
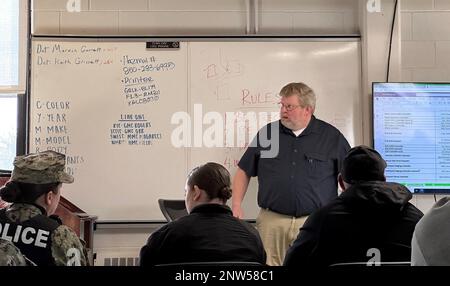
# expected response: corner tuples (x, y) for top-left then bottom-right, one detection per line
(30, 39), (362, 221)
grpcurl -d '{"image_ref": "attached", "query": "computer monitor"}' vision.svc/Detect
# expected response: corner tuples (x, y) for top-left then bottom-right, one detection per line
(373, 82), (450, 194)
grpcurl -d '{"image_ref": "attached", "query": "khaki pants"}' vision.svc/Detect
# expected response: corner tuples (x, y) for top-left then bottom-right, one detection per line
(256, 208), (308, 266)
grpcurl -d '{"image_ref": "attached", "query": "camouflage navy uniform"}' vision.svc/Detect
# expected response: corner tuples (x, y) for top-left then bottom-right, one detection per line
(1, 203), (88, 266)
(0, 150), (87, 266)
(0, 238), (28, 266)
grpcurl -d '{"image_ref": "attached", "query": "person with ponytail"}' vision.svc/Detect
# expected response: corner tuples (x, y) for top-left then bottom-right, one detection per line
(0, 150), (87, 266)
(139, 162), (266, 266)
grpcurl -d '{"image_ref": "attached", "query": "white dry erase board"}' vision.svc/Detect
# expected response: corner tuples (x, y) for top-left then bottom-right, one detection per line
(30, 38), (362, 221)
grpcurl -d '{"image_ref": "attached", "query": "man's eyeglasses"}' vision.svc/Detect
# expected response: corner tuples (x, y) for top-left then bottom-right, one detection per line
(278, 102), (301, 111)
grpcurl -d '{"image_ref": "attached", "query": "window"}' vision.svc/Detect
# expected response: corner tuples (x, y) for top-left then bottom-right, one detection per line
(0, 95), (17, 170)
(0, 0), (27, 170)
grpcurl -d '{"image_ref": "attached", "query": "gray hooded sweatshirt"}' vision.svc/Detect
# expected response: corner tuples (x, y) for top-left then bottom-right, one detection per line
(411, 197), (450, 266)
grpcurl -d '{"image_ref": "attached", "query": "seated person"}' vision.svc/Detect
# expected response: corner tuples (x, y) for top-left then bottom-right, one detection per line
(139, 162), (266, 266)
(284, 145), (423, 266)
(411, 197), (450, 266)
(0, 150), (88, 266)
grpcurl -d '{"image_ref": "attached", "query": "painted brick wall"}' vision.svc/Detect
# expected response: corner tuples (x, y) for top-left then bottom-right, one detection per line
(401, 0), (450, 81)
(32, 0), (359, 35)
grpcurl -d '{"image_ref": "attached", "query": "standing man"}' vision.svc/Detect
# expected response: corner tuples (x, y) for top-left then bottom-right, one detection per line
(232, 82), (350, 265)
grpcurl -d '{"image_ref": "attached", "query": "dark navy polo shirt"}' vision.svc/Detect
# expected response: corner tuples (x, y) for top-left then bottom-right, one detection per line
(238, 116), (350, 217)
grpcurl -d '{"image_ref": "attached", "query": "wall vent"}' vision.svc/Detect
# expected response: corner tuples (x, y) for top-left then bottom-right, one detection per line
(103, 257), (139, 266)
(94, 248), (140, 266)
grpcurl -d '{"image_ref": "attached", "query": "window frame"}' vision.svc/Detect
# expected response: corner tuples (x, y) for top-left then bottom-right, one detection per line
(0, 0), (29, 170)
(0, 0), (28, 93)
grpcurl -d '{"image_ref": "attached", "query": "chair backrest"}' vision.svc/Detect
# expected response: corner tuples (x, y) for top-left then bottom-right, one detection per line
(158, 199), (188, 222)
(0, 239), (36, 266)
(155, 261), (263, 267)
(330, 261), (411, 267)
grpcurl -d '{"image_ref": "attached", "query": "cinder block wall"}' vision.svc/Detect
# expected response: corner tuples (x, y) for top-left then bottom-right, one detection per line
(32, 0), (358, 35)
(401, 0), (450, 81)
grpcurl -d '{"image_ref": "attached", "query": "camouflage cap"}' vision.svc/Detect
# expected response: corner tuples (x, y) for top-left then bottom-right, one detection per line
(10, 150), (74, 184)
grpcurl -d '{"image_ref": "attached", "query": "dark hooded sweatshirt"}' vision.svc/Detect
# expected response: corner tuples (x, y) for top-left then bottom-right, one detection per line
(283, 181), (423, 266)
